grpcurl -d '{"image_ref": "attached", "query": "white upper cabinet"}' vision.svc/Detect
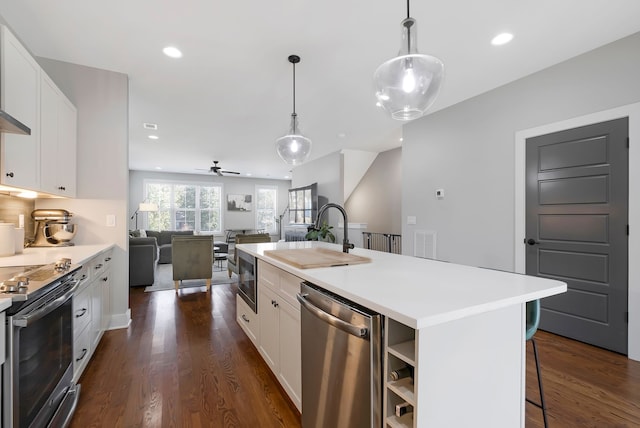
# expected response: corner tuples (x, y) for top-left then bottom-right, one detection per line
(1, 25), (77, 197)
(0, 25), (40, 190)
(40, 72), (77, 197)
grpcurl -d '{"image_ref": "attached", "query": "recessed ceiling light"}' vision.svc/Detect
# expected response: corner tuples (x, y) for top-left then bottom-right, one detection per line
(399, 137), (404, 142)
(246, 173), (252, 176)
(155, 166), (162, 170)
(284, 175), (290, 179)
(338, 133), (346, 138)
(143, 122), (158, 130)
(163, 46), (183, 58)
(148, 135), (159, 140)
(491, 33), (514, 46)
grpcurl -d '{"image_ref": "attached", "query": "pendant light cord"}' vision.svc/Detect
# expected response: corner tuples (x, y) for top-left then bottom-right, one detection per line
(405, 0), (412, 52)
(292, 61), (296, 115)
(406, 0), (410, 19)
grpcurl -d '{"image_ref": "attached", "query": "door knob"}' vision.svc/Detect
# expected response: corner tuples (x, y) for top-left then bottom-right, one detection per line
(524, 238), (539, 246)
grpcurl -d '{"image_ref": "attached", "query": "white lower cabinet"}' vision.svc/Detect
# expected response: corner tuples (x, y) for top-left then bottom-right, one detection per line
(257, 285), (279, 370)
(72, 249), (112, 381)
(252, 260), (302, 411)
(277, 297), (301, 405)
(236, 294), (259, 344)
(72, 270), (92, 379)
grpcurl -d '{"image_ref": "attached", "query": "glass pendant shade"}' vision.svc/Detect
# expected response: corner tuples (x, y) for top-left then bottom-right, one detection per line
(276, 55), (312, 165)
(275, 113), (312, 165)
(374, 17), (444, 121)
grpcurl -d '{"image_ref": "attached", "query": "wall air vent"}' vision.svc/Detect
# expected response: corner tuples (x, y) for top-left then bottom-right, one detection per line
(414, 230), (437, 259)
(143, 122), (158, 130)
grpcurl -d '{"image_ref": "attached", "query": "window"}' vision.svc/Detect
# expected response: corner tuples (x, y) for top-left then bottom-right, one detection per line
(288, 183), (317, 224)
(256, 185), (278, 234)
(144, 180), (223, 233)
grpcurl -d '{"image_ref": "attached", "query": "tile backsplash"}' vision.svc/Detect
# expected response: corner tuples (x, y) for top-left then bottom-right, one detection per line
(0, 194), (35, 241)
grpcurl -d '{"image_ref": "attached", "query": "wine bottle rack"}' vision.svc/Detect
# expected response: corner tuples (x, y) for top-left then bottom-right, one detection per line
(384, 318), (416, 428)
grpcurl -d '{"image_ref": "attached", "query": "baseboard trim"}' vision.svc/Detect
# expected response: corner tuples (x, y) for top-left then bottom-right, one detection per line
(108, 308), (132, 330)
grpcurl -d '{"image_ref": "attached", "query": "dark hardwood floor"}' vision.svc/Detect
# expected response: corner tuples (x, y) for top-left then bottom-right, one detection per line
(525, 330), (640, 427)
(71, 283), (640, 427)
(70, 284), (301, 428)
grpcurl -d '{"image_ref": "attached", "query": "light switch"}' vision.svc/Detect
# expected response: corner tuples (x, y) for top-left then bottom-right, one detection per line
(436, 189), (445, 199)
(106, 214), (116, 227)
(407, 216), (417, 225)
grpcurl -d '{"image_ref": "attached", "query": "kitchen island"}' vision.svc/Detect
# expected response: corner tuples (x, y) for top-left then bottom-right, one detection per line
(237, 241), (566, 428)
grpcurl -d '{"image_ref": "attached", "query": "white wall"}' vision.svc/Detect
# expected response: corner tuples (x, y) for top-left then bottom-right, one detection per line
(292, 151), (345, 241)
(129, 170), (290, 240)
(402, 32), (640, 359)
(36, 58), (130, 329)
(346, 147), (401, 234)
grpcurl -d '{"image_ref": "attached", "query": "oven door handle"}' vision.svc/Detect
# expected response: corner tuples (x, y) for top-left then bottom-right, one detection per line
(12, 279), (80, 328)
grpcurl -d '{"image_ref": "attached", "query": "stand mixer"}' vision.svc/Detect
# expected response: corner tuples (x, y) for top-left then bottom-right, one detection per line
(30, 209), (77, 247)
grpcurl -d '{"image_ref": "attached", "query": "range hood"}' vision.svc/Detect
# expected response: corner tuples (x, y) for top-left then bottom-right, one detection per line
(0, 109), (31, 135)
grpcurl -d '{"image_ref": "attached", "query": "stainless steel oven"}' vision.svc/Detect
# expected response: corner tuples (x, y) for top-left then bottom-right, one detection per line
(237, 249), (257, 313)
(1, 261), (81, 428)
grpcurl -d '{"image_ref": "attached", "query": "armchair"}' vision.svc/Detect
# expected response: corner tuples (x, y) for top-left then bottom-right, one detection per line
(171, 235), (213, 292)
(227, 233), (271, 278)
(129, 236), (158, 286)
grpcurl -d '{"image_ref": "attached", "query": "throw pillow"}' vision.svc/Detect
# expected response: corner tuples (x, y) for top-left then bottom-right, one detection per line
(130, 230), (141, 238)
(139, 229), (147, 237)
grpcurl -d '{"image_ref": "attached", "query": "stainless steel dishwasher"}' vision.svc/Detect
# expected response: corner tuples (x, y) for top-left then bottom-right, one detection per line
(297, 282), (382, 428)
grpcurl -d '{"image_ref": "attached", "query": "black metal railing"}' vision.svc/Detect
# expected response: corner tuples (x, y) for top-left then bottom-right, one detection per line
(362, 232), (402, 254)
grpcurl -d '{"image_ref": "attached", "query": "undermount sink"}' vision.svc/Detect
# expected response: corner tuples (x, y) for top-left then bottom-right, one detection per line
(263, 248), (371, 269)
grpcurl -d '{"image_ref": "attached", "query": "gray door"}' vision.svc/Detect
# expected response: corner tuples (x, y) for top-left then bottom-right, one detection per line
(525, 117), (628, 354)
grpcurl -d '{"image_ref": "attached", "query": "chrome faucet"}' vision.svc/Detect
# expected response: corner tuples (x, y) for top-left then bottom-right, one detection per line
(314, 203), (355, 253)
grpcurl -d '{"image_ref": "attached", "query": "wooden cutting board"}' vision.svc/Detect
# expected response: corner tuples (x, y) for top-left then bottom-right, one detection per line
(264, 248), (371, 269)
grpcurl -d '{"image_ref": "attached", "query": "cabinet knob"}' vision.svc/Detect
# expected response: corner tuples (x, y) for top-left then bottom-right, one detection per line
(95, 264), (103, 269)
(6, 172), (14, 178)
(102, 276), (108, 282)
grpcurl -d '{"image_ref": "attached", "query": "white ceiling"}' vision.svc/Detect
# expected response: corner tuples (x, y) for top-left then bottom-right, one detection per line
(2, 1), (640, 180)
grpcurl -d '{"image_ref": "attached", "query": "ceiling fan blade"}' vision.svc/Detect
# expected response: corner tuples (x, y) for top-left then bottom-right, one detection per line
(216, 170), (223, 177)
(221, 170), (241, 175)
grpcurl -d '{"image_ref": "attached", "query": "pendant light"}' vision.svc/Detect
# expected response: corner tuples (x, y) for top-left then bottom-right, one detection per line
(373, 0), (444, 121)
(276, 55), (312, 165)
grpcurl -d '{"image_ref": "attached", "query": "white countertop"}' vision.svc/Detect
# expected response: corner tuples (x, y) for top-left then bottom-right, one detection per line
(238, 241), (567, 330)
(0, 244), (114, 268)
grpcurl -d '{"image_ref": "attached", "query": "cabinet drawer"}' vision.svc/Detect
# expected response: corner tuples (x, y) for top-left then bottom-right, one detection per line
(91, 250), (112, 277)
(73, 286), (91, 339)
(259, 260), (279, 291)
(73, 327), (91, 378)
(279, 270), (302, 308)
(236, 294), (259, 345)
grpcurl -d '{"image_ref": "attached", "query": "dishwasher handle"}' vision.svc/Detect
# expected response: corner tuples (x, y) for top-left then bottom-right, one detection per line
(297, 293), (368, 338)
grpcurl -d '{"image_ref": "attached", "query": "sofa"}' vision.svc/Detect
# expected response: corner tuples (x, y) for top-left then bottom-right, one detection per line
(129, 236), (159, 286)
(144, 230), (194, 264)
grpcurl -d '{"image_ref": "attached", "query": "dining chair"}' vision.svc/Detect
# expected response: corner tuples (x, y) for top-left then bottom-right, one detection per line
(526, 299), (548, 428)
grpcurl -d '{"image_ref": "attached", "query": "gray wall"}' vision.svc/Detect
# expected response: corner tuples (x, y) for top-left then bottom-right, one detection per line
(403, 31), (640, 270)
(35, 58), (130, 328)
(129, 170), (291, 240)
(346, 147), (401, 234)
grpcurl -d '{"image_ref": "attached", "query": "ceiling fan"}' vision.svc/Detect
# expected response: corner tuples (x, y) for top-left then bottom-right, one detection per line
(199, 161), (241, 176)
